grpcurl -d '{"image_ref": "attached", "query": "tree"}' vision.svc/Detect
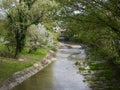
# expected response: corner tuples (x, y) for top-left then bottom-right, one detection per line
(1, 0), (58, 58)
(55, 0), (120, 63)
(26, 23), (54, 53)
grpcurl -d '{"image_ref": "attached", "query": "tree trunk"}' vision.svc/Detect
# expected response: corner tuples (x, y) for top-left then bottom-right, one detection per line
(14, 27), (27, 58)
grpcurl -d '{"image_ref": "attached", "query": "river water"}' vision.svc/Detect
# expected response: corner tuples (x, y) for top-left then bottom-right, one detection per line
(12, 43), (91, 90)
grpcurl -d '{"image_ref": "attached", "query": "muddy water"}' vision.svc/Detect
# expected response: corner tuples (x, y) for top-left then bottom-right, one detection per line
(12, 43), (91, 90)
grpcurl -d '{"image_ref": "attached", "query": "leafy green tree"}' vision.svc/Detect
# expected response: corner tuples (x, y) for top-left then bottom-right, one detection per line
(1, 0), (58, 58)
(55, 0), (120, 63)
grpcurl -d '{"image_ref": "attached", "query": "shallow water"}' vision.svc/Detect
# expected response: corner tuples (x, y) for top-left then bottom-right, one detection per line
(11, 43), (91, 90)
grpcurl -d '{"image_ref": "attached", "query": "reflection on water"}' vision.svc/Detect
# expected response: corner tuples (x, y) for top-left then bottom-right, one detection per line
(11, 43), (91, 90)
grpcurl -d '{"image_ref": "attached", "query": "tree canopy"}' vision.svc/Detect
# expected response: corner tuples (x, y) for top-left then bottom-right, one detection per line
(55, 0), (120, 64)
(0, 0), (58, 58)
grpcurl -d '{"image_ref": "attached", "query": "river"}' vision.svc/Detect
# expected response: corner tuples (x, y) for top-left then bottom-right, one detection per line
(11, 42), (91, 90)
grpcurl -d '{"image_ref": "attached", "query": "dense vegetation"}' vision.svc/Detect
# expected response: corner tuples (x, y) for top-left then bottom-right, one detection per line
(0, 0), (58, 81)
(55, 0), (120, 66)
(0, 0), (58, 58)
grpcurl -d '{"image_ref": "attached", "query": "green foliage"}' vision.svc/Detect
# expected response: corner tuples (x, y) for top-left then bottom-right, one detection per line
(21, 48), (48, 60)
(56, 0), (120, 64)
(1, 0), (58, 58)
(96, 70), (114, 79)
(48, 46), (57, 52)
(0, 20), (16, 57)
(89, 63), (109, 70)
(26, 23), (56, 53)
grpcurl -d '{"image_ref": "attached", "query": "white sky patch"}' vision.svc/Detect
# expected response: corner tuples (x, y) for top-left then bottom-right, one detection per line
(74, 10), (81, 14)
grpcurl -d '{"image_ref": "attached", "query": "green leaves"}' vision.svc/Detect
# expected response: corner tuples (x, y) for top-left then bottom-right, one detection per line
(56, 0), (120, 63)
(0, 0), (58, 58)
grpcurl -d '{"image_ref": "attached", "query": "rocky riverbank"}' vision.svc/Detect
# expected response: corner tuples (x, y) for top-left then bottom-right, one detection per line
(75, 59), (120, 90)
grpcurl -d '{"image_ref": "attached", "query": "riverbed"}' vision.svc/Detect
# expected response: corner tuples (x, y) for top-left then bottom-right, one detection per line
(11, 43), (91, 90)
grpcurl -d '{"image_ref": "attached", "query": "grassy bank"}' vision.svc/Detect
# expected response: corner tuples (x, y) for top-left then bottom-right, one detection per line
(0, 48), (48, 82)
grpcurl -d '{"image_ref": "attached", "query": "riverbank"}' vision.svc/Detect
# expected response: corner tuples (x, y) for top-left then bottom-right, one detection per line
(75, 58), (120, 90)
(0, 49), (56, 90)
(11, 42), (91, 90)
(0, 48), (48, 82)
